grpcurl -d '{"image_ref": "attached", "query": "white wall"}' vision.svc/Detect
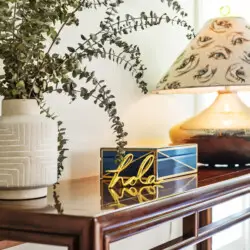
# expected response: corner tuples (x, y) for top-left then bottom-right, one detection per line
(0, 1), (196, 180)
(43, 0), (196, 180)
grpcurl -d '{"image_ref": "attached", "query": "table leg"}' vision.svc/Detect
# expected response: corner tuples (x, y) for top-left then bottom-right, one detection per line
(197, 209), (212, 250)
(183, 213), (198, 238)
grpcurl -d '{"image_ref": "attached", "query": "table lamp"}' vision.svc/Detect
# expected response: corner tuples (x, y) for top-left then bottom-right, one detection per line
(153, 16), (250, 166)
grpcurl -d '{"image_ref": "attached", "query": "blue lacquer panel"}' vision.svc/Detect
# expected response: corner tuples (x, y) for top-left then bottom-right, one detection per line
(101, 145), (197, 180)
(157, 154), (197, 178)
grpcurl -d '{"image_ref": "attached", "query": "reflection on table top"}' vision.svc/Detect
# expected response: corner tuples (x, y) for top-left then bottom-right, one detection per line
(0, 167), (250, 217)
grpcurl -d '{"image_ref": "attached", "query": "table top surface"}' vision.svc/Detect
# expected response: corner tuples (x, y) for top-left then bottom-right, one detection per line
(0, 167), (250, 218)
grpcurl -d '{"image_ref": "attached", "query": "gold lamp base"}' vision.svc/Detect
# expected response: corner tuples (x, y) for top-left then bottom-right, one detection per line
(170, 91), (250, 166)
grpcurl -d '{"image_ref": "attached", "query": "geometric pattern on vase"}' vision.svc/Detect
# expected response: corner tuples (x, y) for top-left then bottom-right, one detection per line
(0, 122), (58, 188)
(154, 17), (250, 93)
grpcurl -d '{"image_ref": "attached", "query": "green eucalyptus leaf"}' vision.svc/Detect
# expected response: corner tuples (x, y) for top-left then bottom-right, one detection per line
(33, 85), (40, 94)
(81, 34), (87, 40)
(16, 80), (25, 89)
(67, 47), (76, 53)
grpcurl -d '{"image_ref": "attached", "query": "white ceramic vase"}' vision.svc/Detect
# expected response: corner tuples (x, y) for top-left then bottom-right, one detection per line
(0, 99), (58, 200)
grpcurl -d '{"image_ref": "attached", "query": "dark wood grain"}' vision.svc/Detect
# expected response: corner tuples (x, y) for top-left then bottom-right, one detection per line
(183, 213), (198, 238)
(0, 211), (94, 250)
(149, 214), (198, 250)
(198, 168), (250, 187)
(150, 236), (196, 250)
(0, 241), (22, 249)
(165, 206), (250, 250)
(97, 177), (250, 248)
(0, 168), (250, 250)
(197, 209), (212, 250)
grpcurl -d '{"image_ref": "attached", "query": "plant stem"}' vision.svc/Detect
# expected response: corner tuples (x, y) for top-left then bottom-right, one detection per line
(46, 1), (85, 55)
(46, 23), (67, 55)
(53, 14), (195, 72)
(29, 0), (87, 98)
(110, 53), (137, 74)
(12, 1), (17, 39)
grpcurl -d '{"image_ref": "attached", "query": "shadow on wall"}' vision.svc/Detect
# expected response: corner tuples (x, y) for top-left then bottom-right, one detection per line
(123, 94), (195, 147)
(67, 93), (195, 179)
(70, 151), (100, 179)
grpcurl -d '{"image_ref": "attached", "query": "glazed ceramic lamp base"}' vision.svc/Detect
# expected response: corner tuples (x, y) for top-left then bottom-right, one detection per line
(170, 91), (250, 166)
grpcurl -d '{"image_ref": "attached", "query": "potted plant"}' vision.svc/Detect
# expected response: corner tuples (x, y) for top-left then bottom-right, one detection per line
(0, 0), (194, 200)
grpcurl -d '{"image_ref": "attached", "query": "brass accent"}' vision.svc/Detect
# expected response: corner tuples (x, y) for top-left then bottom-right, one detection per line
(158, 151), (196, 170)
(220, 5), (231, 17)
(101, 145), (197, 181)
(107, 154), (163, 188)
(101, 174), (198, 209)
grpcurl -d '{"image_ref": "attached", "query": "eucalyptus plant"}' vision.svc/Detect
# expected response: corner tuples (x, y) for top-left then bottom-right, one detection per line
(0, 0), (195, 179)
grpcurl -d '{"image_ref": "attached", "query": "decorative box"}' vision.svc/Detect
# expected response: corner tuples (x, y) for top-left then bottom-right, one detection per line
(100, 144), (197, 181)
(101, 174), (197, 209)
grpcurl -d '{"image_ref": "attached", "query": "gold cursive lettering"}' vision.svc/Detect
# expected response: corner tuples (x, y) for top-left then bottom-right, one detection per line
(107, 153), (163, 188)
(107, 185), (163, 208)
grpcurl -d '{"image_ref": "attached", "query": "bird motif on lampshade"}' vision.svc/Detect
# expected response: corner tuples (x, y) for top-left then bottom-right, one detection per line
(154, 17), (250, 94)
(153, 17), (250, 166)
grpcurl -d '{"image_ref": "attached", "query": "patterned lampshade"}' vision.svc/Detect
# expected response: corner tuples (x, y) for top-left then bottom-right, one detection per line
(153, 17), (250, 94)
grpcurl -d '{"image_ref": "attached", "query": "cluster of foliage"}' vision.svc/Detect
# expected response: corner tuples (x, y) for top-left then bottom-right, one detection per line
(0, 0), (195, 179)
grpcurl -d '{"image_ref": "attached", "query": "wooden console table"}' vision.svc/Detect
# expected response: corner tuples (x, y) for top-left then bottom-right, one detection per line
(0, 168), (250, 250)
